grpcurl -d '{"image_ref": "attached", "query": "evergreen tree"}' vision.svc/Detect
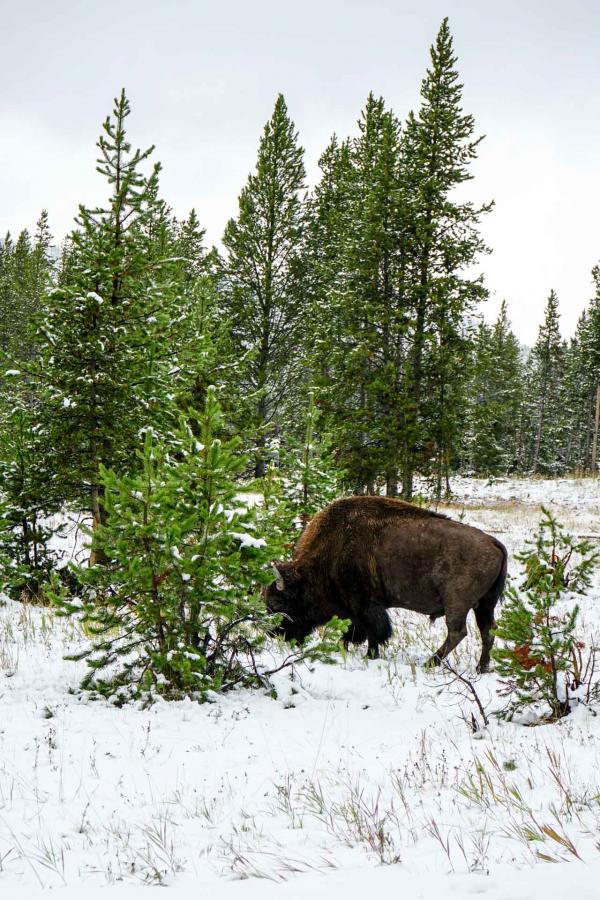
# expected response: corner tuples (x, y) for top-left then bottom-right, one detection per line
(52, 388), (272, 699)
(279, 389), (342, 527)
(308, 97), (408, 495)
(0, 401), (60, 600)
(52, 388), (347, 701)
(339, 95), (406, 495)
(562, 269), (600, 472)
(304, 135), (353, 381)
(177, 208), (208, 291)
(464, 302), (524, 474)
(222, 94), (308, 477)
(0, 232), (15, 356)
(493, 510), (597, 721)
(0, 215), (53, 366)
(523, 290), (567, 474)
(399, 17), (491, 498)
(33, 90), (184, 542)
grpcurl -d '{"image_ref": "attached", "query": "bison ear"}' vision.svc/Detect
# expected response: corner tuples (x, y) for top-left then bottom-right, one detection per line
(271, 562), (285, 591)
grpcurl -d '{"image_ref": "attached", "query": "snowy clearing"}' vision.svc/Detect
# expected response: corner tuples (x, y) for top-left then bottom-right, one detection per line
(1, 477), (600, 898)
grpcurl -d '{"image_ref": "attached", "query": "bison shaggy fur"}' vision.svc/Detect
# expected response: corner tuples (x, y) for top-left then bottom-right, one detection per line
(264, 496), (507, 672)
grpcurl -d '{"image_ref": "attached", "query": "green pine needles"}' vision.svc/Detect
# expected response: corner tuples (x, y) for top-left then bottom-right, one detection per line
(51, 388), (347, 702)
(492, 508), (598, 722)
(53, 388), (272, 700)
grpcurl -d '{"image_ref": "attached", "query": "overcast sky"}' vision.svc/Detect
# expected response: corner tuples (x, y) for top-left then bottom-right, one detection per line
(1, 0), (599, 344)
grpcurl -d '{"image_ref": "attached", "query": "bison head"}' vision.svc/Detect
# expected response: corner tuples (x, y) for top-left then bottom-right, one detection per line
(263, 562), (314, 643)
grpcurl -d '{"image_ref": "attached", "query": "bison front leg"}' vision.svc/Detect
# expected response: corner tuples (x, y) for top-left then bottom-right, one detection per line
(343, 621), (368, 649)
(425, 611), (468, 668)
(362, 605), (393, 660)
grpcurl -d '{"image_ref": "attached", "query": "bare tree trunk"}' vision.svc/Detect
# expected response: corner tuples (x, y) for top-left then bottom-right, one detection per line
(386, 471), (398, 497)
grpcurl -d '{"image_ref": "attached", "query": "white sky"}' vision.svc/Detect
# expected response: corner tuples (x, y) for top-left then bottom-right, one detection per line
(1, 0), (599, 344)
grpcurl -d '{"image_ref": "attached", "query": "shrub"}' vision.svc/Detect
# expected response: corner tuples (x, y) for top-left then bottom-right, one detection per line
(492, 508), (598, 721)
(50, 387), (346, 702)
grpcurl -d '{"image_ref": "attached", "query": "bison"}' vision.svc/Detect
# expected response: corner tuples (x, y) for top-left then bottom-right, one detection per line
(264, 496), (507, 672)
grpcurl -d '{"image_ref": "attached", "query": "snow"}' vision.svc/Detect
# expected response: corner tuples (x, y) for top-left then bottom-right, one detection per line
(1, 477), (600, 897)
(230, 531), (267, 549)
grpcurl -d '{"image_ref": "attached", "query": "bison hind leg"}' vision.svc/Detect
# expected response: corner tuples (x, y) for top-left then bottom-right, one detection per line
(362, 605), (393, 660)
(426, 611), (468, 669)
(474, 596), (497, 673)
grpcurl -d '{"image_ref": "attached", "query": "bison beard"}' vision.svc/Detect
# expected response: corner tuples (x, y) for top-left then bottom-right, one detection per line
(264, 496), (507, 672)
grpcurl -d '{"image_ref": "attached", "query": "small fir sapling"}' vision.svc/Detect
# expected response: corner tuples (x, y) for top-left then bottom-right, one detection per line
(492, 507), (598, 721)
(50, 388), (347, 702)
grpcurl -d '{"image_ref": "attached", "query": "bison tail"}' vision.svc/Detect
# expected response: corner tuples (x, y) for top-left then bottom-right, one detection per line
(486, 538), (508, 610)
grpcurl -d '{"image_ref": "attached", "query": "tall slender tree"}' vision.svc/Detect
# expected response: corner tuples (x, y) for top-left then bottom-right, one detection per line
(33, 90), (183, 543)
(399, 17), (492, 498)
(524, 290), (567, 474)
(463, 302), (524, 474)
(222, 94), (307, 477)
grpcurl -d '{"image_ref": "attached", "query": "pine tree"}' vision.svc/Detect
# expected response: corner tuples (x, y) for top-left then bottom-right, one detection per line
(279, 389), (342, 527)
(0, 232), (15, 356)
(562, 269), (600, 472)
(52, 388), (346, 701)
(399, 18), (492, 498)
(464, 302), (524, 474)
(33, 90), (184, 542)
(340, 96), (406, 494)
(177, 208), (208, 291)
(493, 510), (597, 721)
(524, 290), (567, 474)
(308, 97), (408, 495)
(304, 135), (353, 381)
(0, 401), (59, 600)
(222, 94), (308, 477)
(0, 216), (53, 366)
(52, 389), (269, 698)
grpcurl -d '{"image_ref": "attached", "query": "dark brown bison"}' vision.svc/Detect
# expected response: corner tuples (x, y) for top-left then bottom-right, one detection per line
(264, 496), (507, 672)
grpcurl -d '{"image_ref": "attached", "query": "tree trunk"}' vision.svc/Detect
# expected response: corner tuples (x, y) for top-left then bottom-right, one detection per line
(89, 484), (108, 566)
(386, 471), (398, 497)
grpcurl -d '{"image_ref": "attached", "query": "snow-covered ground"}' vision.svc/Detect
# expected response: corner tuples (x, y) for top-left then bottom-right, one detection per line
(1, 477), (600, 899)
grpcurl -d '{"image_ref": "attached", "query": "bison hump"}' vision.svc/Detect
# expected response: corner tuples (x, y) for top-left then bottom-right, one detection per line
(294, 495), (447, 562)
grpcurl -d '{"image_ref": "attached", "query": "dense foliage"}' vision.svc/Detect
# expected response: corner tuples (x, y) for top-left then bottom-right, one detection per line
(0, 17), (599, 697)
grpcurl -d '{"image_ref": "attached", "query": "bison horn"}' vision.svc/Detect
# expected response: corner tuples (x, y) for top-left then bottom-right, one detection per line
(271, 562), (285, 591)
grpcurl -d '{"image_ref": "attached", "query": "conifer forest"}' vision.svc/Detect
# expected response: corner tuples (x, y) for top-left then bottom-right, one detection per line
(3, 9), (600, 896)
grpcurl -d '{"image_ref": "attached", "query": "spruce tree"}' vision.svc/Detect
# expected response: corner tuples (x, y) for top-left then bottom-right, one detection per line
(304, 135), (353, 382)
(52, 388), (347, 701)
(562, 269), (600, 472)
(399, 17), (492, 498)
(308, 97), (408, 495)
(222, 94), (308, 477)
(33, 90), (183, 541)
(464, 302), (524, 474)
(493, 510), (597, 721)
(524, 290), (567, 474)
(340, 96), (406, 495)
(0, 215), (53, 366)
